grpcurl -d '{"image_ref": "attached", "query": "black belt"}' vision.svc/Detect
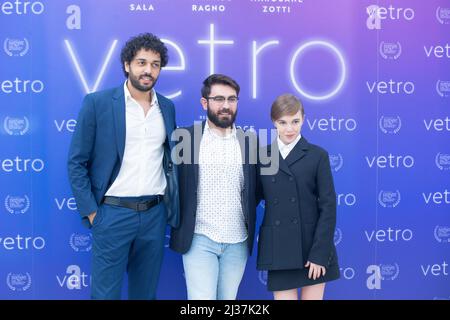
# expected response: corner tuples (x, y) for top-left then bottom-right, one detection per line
(103, 195), (163, 212)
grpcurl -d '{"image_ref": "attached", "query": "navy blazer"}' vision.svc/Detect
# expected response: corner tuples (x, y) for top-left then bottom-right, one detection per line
(169, 121), (259, 255)
(67, 86), (180, 229)
(257, 137), (338, 271)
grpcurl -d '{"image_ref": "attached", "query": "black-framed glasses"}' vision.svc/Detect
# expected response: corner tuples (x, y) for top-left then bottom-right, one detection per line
(206, 95), (239, 105)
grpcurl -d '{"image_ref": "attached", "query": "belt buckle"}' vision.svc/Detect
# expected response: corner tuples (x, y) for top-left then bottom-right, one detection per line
(137, 202), (147, 211)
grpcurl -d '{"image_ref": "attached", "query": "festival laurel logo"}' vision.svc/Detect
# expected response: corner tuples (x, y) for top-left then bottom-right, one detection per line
(329, 154), (343, 172)
(435, 153), (450, 170)
(69, 233), (93, 252)
(379, 263), (399, 281)
(3, 116), (30, 135)
(5, 195), (30, 214)
(434, 226), (450, 243)
(3, 38), (29, 57)
(258, 270), (268, 286)
(379, 42), (402, 60)
(6, 272), (32, 291)
(379, 116), (401, 134)
(378, 190), (401, 208)
(436, 80), (450, 98)
(436, 7), (450, 25)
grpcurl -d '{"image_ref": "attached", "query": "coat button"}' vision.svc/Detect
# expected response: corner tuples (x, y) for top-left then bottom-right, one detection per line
(291, 197), (296, 202)
(271, 177), (276, 183)
(273, 198), (278, 204)
(292, 218), (298, 224)
(275, 220), (280, 226)
(289, 177), (294, 182)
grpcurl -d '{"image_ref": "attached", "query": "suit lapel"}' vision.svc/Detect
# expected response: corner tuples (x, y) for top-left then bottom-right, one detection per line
(156, 92), (173, 147)
(191, 121), (205, 192)
(237, 129), (249, 193)
(112, 87), (125, 163)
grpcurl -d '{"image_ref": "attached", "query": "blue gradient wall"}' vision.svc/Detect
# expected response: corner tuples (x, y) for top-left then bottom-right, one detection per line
(0, 0), (449, 299)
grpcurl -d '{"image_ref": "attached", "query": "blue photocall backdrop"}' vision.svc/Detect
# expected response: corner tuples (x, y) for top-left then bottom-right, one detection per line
(0, 0), (449, 299)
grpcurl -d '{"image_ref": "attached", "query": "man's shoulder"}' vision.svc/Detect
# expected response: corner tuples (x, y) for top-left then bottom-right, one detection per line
(236, 126), (258, 137)
(304, 139), (329, 157)
(85, 86), (121, 101)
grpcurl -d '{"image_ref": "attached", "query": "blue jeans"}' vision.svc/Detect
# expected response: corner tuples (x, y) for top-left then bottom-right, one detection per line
(182, 233), (248, 300)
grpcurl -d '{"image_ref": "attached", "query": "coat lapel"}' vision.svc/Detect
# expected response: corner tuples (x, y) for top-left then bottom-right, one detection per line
(285, 137), (309, 167)
(112, 87), (125, 163)
(268, 140), (293, 176)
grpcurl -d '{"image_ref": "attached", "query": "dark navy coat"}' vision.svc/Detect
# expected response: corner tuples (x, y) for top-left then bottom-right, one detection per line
(257, 137), (338, 271)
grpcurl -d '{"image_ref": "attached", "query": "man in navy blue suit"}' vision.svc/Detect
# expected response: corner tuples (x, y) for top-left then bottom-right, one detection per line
(67, 33), (179, 300)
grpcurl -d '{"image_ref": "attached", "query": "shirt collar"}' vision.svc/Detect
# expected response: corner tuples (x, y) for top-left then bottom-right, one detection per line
(204, 120), (237, 139)
(277, 134), (302, 151)
(123, 80), (158, 107)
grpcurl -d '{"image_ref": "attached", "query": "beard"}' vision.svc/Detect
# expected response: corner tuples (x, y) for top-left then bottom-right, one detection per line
(128, 72), (157, 92)
(207, 105), (237, 129)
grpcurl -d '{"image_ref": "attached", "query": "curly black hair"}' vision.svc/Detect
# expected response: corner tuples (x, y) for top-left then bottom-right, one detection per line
(120, 33), (169, 78)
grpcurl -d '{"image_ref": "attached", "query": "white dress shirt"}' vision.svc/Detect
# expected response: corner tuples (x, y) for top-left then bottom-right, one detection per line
(195, 121), (247, 243)
(277, 134), (302, 159)
(105, 81), (167, 196)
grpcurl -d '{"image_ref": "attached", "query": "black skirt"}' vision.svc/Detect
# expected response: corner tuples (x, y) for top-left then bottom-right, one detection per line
(267, 263), (340, 291)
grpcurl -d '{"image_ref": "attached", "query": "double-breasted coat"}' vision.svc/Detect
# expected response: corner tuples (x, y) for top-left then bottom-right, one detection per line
(257, 137), (339, 272)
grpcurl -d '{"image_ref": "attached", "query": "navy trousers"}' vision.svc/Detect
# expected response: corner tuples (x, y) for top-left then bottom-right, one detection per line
(90, 196), (166, 300)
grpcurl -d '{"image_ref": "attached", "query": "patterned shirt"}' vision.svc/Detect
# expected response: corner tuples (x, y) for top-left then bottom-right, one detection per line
(194, 121), (247, 243)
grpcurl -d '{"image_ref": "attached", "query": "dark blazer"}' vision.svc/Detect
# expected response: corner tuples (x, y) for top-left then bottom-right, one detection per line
(67, 86), (180, 229)
(169, 121), (259, 255)
(257, 136), (338, 271)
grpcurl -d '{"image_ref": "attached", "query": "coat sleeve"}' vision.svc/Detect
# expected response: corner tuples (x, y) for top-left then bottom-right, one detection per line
(307, 150), (337, 267)
(67, 94), (98, 224)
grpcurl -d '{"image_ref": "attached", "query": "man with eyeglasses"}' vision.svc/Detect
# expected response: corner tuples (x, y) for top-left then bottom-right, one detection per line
(170, 74), (259, 300)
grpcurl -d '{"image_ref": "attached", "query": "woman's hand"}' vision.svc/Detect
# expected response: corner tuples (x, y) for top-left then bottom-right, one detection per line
(305, 261), (326, 280)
